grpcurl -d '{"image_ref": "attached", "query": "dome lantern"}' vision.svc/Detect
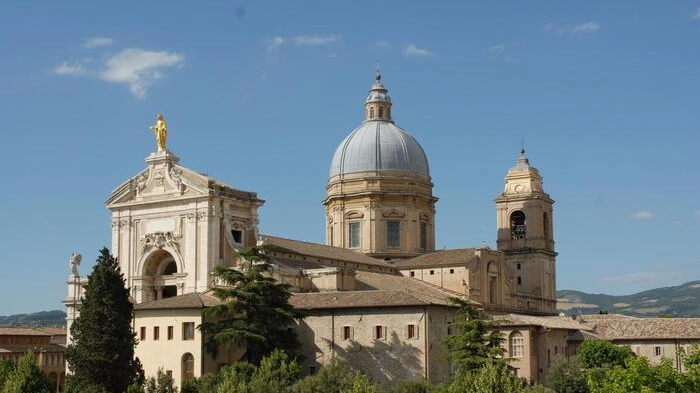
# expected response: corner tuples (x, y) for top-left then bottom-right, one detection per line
(364, 70), (393, 122)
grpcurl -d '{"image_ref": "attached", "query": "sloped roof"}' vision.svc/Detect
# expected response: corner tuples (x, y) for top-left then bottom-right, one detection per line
(0, 327), (56, 336)
(290, 270), (461, 310)
(134, 292), (221, 310)
(261, 235), (395, 270)
(497, 314), (593, 331)
(0, 344), (65, 354)
(393, 248), (477, 269)
(582, 317), (700, 340)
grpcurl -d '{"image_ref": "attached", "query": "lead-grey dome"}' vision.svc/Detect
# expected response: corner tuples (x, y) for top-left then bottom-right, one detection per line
(329, 120), (430, 178)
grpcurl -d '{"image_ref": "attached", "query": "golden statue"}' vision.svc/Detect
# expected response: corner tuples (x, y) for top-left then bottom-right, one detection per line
(149, 114), (168, 152)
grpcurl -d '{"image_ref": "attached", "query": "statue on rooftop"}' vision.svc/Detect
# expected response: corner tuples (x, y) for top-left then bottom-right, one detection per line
(149, 114), (168, 152)
(70, 252), (81, 276)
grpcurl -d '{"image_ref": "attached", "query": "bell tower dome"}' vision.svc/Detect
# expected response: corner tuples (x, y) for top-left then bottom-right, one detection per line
(495, 149), (557, 313)
(324, 72), (437, 260)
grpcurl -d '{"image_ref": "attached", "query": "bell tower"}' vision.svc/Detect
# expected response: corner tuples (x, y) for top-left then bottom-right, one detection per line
(495, 149), (556, 313)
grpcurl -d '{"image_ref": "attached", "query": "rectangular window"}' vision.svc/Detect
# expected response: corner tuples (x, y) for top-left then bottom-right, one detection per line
(655, 346), (662, 356)
(309, 365), (317, 375)
(231, 230), (243, 243)
(374, 325), (385, 340)
(387, 221), (400, 247)
(430, 270), (435, 275)
(140, 327), (146, 341)
(183, 322), (195, 340)
(153, 326), (160, 341)
(410, 271), (415, 277)
(407, 324), (418, 339)
(517, 276), (522, 285)
(342, 326), (352, 340)
(420, 222), (428, 250)
(517, 263), (521, 270)
(167, 326), (174, 340)
(348, 222), (361, 248)
(449, 269), (454, 274)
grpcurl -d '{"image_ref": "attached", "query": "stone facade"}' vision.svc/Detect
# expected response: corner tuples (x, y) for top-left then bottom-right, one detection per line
(0, 327), (67, 392)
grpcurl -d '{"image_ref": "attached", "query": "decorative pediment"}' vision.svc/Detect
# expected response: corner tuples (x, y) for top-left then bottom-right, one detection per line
(419, 213), (431, 222)
(345, 211), (364, 219)
(140, 231), (181, 254)
(382, 208), (405, 218)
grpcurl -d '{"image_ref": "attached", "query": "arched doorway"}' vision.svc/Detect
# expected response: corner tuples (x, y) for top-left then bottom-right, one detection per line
(181, 353), (195, 384)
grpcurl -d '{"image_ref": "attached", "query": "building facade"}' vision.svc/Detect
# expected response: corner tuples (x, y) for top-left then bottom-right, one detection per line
(65, 72), (567, 388)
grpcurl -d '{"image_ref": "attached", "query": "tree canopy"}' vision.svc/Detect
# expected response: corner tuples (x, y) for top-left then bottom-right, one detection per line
(64, 247), (143, 393)
(442, 297), (507, 373)
(200, 245), (304, 364)
(0, 351), (52, 393)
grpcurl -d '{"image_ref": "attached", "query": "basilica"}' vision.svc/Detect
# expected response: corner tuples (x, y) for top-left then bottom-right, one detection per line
(65, 72), (579, 388)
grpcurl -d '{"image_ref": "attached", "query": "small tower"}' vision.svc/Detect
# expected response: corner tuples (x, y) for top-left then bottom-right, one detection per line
(495, 149), (557, 313)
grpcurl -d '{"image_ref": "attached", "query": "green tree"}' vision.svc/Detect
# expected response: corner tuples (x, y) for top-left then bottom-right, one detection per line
(1, 351), (52, 393)
(343, 373), (380, 393)
(442, 297), (507, 372)
(200, 245), (304, 364)
(445, 362), (523, 393)
(544, 358), (588, 393)
(181, 374), (219, 393)
(577, 340), (633, 370)
(0, 359), (14, 390)
(64, 247), (143, 393)
(586, 356), (684, 393)
(290, 359), (354, 393)
(390, 379), (440, 393)
(216, 362), (256, 393)
(145, 369), (177, 393)
(248, 349), (302, 393)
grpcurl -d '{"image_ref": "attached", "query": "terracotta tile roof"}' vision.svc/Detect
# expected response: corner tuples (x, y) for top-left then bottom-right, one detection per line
(260, 235), (396, 270)
(0, 327), (56, 336)
(134, 292), (221, 310)
(392, 248), (477, 269)
(290, 271), (462, 310)
(498, 314), (593, 331)
(568, 330), (603, 341)
(582, 317), (700, 340)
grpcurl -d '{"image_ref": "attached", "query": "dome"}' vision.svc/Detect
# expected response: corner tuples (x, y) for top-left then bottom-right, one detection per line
(329, 120), (430, 178)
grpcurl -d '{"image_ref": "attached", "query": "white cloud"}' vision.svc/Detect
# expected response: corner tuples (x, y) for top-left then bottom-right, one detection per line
(547, 22), (602, 36)
(100, 48), (184, 98)
(693, 7), (700, 19)
(569, 22), (601, 35)
(402, 44), (433, 56)
(293, 34), (340, 46)
(267, 34), (340, 51)
(631, 211), (656, 220)
(375, 40), (390, 48)
(54, 62), (87, 76)
(488, 44), (519, 63)
(84, 37), (113, 48)
(601, 271), (678, 285)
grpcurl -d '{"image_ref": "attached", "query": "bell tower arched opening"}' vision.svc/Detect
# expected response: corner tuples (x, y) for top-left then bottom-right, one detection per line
(510, 210), (526, 239)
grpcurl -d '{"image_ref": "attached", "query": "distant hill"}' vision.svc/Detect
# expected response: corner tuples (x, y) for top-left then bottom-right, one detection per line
(557, 280), (700, 317)
(0, 310), (66, 327)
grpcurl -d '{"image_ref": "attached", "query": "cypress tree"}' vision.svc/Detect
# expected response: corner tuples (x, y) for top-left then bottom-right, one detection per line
(65, 247), (143, 393)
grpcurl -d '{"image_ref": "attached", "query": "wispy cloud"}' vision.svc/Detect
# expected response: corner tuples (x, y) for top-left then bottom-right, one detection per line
(547, 22), (602, 36)
(84, 37), (113, 48)
(631, 211), (656, 220)
(402, 44), (433, 56)
(601, 271), (678, 285)
(375, 40), (390, 48)
(100, 48), (184, 98)
(267, 34), (340, 51)
(692, 7), (700, 19)
(488, 44), (519, 63)
(54, 62), (87, 76)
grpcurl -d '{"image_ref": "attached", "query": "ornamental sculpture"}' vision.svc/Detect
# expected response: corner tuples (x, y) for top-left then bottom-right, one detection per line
(149, 114), (168, 152)
(70, 252), (82, 276)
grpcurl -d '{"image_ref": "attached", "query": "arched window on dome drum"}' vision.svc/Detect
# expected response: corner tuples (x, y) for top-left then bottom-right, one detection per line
(369, 107), (375, 119)
(509, 331), (524, 357)
(348, 222), (361, 248)
(510, 211), (526, 239)
(387, 221), (400, 248)
(378, 107), (384, 118)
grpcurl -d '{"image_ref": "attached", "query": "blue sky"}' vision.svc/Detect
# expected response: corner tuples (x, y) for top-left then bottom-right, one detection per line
(1, 1), (699, 315)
